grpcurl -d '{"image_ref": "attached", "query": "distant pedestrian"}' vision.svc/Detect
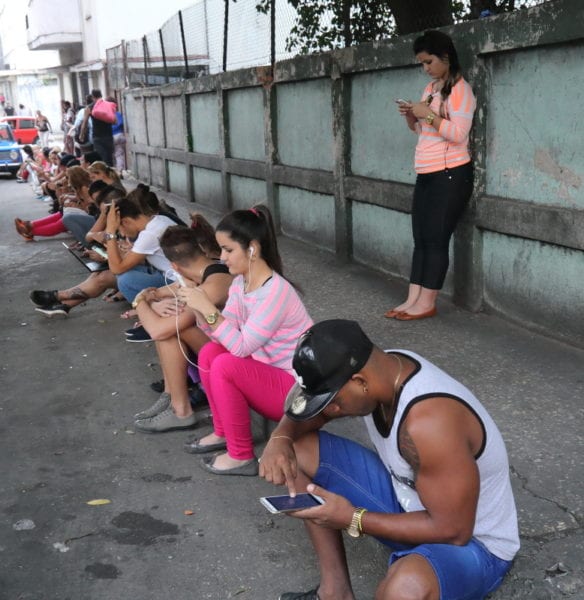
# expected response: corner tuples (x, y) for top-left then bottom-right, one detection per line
(17, 103), (29, 116)
(82, 89), (114, 166)
(36, 110), (52, 147)
(385, 30), (476, 322)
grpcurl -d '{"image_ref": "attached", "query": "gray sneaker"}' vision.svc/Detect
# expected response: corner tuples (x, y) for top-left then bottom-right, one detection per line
(134, 408), (196, 433)
(134, 392), (171, 420)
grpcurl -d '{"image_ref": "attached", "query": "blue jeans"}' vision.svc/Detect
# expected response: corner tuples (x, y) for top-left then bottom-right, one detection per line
(315, 431), (513, 600)
(117, 264), (166, 302)
(62, 212), (96, 245)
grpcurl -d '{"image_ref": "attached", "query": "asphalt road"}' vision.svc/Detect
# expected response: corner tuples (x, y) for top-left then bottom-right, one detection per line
(1, 176), (583, 599)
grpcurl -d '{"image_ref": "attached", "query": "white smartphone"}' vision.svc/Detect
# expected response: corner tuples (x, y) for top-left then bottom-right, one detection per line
(259, 493), (324, 514)
(394, 98), (409, 105)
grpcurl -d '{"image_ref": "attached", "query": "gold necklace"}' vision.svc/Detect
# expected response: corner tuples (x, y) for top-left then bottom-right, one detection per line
(375, 353), (404, 437)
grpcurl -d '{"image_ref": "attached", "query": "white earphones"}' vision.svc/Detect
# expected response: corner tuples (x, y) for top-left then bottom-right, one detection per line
(249, 246), (255, 256)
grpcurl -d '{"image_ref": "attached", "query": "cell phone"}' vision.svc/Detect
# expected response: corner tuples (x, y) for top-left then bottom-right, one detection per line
(90, 244), (108, 260)
(259, 493), (324, 514)
(394, 98), (409, 105)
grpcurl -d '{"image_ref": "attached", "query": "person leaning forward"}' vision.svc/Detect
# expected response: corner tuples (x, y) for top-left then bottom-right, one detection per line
(260, 319), (519, 600)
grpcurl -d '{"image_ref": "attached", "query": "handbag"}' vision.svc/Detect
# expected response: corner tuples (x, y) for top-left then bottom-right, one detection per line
(92, 98), (117, 124)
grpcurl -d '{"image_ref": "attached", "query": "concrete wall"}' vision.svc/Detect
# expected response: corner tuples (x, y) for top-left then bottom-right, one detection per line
(124, 0), (584, 347)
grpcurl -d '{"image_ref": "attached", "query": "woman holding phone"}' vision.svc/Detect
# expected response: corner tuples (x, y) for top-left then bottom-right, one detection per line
(177, 205), (312, 476)
(386, 30), (476, 321)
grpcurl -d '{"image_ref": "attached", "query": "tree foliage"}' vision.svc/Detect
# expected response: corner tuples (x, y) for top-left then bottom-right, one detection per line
(255, 0), (533, 54)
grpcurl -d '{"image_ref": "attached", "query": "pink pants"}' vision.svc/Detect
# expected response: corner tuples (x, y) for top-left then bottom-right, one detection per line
(31, 212), (66, 237)
(198, 342), (295, 460)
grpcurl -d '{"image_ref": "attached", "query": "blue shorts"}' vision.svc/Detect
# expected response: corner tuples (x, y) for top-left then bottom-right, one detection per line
(314, 431), (512, 600)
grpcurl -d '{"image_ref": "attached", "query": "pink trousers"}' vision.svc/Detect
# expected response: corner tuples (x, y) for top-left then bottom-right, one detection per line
(31, 212), (66, 237)
(198, 342), (295, 460)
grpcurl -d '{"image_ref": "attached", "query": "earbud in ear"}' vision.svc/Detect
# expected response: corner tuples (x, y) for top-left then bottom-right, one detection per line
(249, 247), (255, 256)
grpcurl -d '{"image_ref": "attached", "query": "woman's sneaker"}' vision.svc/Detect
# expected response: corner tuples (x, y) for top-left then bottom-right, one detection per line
(30, 290), (59, 307)
(134, 392), (171, 420)
(134, 409), (196, 433)
(34, 303), (70, 317)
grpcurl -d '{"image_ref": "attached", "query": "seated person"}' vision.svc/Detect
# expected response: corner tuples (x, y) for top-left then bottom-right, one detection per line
(29, 186), (127, 317)
(15, 166), (94, 243)
(176, 205), (313, 476)
(259, 319), (519, 600)
(87, 160), (125, 192)
(132, 218), (233, 433)
(103, 197), (177, 302)
(128, 183), (187, 227)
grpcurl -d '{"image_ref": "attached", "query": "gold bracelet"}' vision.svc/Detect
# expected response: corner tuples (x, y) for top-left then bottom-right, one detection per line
(269, 435), (294, 443)
(356, 508), (368, 534)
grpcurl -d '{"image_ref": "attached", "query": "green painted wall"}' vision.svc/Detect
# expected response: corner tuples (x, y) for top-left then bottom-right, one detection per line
(190, 93), (220, 155)
(350, 69), (422, 183)
(168, 161), (188, 198)
(193, 167), (225, 211)
(227, 88), (264, 161)
(278, 186), (335, 250)
(486, 43), (584, 208)
(277, 80), (334, 171)
(483, 232), (584, 346)
(164, 97), (187, 151)
(230, 175), (267, 210)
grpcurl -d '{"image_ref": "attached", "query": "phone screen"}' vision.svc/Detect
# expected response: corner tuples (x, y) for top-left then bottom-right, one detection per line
(260, 493), (323, 513)
(91, 245), (108, 259)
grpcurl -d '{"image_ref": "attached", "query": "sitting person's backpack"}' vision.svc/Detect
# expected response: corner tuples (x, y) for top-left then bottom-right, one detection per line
(91, 98), (117, 124)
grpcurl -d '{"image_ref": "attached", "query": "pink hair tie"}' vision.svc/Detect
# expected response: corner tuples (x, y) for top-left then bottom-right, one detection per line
(249, 208), (259, 216)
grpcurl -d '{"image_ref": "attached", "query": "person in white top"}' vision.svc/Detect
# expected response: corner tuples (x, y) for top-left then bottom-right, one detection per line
(104, 197), (176, 302)
(260, 319), (519, 600)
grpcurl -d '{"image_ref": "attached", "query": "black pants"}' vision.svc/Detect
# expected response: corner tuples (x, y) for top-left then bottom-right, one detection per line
(92, 136), (114, 167)
(410, 162), (473, 290)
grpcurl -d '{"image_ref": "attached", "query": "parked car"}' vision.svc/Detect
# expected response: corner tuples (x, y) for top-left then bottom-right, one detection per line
(0, 116), (39, 145)
(0, 123), (23, 177)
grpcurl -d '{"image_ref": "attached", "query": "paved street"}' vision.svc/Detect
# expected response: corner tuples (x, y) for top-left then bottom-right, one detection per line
(1, 176), (583, 600)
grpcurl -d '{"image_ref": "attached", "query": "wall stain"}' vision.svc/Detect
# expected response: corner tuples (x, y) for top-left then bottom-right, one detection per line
(534, 148), (582, 200)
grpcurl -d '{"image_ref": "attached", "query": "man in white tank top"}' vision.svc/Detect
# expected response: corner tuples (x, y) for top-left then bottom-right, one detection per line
(260, 319), (519, 600)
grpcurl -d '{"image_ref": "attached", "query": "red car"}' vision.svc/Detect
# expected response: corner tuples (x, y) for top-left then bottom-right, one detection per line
(0, 116), (39, 145)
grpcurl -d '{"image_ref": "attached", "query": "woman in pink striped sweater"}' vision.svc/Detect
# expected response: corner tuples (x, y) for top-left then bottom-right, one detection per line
(177, 205), (313, 476)
(385, 30), (476, 322)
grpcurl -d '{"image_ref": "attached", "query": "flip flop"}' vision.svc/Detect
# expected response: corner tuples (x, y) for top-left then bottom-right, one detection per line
(120, 309), (138, 319)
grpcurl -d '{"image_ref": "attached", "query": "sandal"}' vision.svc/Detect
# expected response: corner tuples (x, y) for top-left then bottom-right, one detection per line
(103, 290), (124, 303)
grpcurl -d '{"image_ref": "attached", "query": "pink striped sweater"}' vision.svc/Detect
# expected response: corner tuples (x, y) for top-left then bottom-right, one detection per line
(414, 78), (476, 174)
(205, 272), (313, 373)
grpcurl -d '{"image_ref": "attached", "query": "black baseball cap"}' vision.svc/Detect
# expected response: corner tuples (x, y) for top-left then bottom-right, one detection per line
(285, 320), (374, 421)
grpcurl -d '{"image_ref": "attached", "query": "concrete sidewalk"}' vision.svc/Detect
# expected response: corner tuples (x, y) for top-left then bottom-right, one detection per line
(1, 177), (583, 599)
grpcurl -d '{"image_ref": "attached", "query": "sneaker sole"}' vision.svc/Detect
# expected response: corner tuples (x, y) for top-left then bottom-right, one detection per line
(34, 307), (69, 317)
(133, 422), (197, 434)
(126, 337), (153, 343)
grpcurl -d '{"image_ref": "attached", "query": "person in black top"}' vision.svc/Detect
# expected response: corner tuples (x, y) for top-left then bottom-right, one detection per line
(85, 89), (114, 167)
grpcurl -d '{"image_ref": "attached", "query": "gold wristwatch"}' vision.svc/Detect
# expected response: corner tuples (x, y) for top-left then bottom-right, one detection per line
(346, 507), (367, 538)
(425, 111), (436, 126)
(205, 311), (220, 325)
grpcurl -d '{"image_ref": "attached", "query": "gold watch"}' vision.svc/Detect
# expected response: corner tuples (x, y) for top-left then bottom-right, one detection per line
(346, 507), (367, 538)
(425, 111), (436, 126)
(205, 311), (220, 325)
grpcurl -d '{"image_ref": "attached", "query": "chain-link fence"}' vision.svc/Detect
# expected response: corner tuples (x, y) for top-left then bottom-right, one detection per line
(106, 0), (556, 93)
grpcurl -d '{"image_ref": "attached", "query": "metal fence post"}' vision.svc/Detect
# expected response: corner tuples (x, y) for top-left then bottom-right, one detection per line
(223, 0), (229, 72)
(178, 10), (190, 79)
(142, 36), (149, 86)
(159, 29), (169, 84)
(270, 0), (276, 66)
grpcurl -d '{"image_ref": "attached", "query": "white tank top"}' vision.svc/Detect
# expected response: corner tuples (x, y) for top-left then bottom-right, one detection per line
(364, 350), (519, 561)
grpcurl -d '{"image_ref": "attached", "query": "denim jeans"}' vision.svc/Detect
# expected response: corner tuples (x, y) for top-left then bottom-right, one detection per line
(61, 212), (96, 245)
(117, 264), (166, 302)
